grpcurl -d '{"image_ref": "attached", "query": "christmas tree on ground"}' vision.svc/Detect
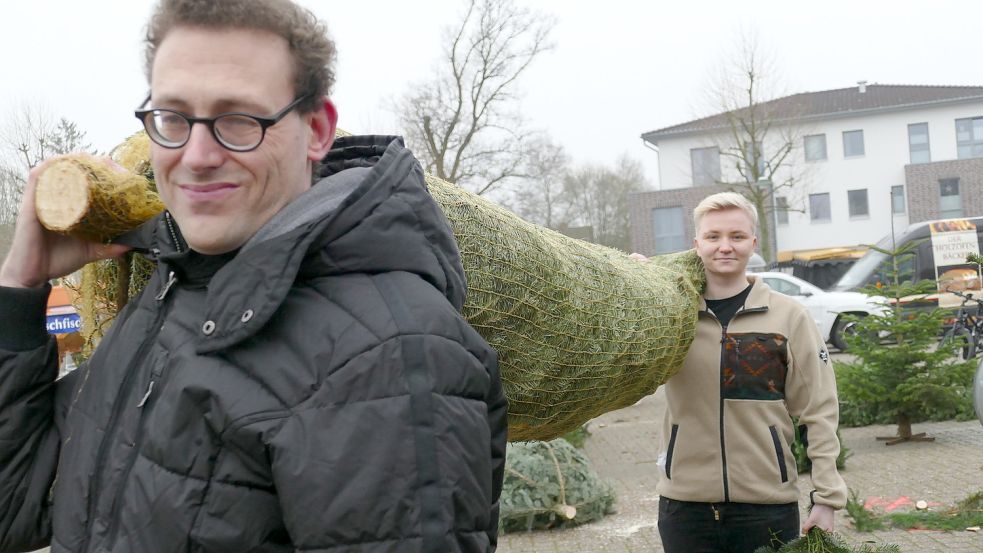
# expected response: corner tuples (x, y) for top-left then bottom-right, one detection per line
(835, 240), (976, 445)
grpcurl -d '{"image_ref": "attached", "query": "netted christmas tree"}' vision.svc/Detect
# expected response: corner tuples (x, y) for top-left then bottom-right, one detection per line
(42, 131), (706, 441)
(499, 438), (615, 533)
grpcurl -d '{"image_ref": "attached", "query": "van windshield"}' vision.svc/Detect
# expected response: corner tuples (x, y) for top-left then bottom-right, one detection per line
(832, 249), (889, 291)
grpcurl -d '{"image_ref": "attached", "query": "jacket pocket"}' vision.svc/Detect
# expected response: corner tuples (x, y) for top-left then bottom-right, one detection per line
(665, 423), (679, 479)
(722, 333), (788, 400)
(769, 425), (789, 483)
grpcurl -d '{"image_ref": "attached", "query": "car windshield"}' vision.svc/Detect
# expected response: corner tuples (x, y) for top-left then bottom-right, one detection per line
(832, 249), (888, 291)
(831, 232), (903, 292)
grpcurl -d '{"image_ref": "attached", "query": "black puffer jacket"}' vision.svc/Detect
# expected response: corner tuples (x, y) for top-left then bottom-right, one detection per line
(0, 136), (507, 553)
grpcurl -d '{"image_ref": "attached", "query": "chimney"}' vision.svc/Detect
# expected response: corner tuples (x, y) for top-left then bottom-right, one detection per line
(857, 80), (868, 94)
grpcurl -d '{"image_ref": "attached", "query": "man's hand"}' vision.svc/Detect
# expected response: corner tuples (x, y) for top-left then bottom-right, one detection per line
(0, 156), (131, 289)
(802, 503), (835, 534)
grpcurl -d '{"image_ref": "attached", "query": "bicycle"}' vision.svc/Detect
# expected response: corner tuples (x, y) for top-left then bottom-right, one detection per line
(940, 289), (983, 360)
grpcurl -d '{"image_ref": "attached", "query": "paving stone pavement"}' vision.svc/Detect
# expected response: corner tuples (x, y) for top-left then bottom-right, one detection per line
(499, 370), (983, 553)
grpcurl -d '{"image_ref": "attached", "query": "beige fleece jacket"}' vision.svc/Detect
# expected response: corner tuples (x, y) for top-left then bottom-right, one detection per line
(656, 276), (848, 509)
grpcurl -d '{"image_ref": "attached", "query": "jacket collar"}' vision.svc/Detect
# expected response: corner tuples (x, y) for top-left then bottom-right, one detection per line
(743, 275), (773, 310)
(196, 138), (404, 353)
(698, 274), (772, 313)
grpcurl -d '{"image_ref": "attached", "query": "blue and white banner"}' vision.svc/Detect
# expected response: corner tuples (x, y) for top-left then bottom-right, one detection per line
(46, 313), (82, 334)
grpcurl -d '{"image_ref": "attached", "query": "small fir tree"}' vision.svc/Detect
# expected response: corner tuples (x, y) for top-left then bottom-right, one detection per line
(835, 240), (976, 445)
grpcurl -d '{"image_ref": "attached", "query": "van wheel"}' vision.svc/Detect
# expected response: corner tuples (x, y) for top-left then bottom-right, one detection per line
(831, 313), (867, 351)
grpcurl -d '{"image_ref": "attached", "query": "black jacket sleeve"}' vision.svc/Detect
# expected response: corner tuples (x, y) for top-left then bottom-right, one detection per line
(0, 285), (62, 551)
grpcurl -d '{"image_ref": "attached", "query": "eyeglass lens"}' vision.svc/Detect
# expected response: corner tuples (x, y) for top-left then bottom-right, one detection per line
(147, 111), (264, 149)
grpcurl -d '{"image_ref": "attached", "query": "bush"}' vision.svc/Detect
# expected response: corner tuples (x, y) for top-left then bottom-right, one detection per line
(792, 423), (850, 473)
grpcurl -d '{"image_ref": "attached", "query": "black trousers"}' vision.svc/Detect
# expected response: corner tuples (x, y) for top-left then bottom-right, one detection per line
(657, 497), (799, 553)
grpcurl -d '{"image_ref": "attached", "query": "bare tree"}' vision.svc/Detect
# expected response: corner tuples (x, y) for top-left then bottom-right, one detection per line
(0, 164), (22, 225)
(501, 135), (569, 228)
(707, 33), (809, 263)
(395, 0), (555, 196)
(563, 155), (648, 251)
(0, 105), (93, 224)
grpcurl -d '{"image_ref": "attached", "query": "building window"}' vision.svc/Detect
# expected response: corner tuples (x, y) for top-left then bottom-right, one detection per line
(907, 123), (931, 164)
(690, 147), (721, 186)
(803, 134), (827, 161)
(848, 189), (869, 218)
(956, 117), (983, 159)
(939, 178), (963, 218)
(744, 141), (765, 177)
(809, 193), (831, 222)
(776, 196), (789, 225)
(891, 185), (906, 215)
(842, 130), (865, 157)
(652, 206), (686, 253)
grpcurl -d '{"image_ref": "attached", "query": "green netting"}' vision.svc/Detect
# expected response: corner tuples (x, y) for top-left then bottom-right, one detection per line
(35, 154), (163, 243)
(66, 131), (706, 442)
(70, 252), (155, 356)
(427, 175), (704, 441)
(500, 439), (615, 533)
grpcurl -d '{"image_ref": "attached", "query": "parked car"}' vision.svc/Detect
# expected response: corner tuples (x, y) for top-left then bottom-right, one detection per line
(752, 271), (887, 351)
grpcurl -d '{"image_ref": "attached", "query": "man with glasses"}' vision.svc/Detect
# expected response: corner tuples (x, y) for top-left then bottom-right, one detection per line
(0, 0), (507, 551)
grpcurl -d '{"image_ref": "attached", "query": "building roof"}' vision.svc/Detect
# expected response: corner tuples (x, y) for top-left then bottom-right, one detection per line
(642, 84), (983, 142)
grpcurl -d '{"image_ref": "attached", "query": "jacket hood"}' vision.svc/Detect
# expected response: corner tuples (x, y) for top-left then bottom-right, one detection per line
(119, 135), (467, 353)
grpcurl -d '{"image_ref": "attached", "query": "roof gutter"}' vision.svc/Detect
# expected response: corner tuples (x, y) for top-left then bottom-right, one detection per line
(641, 94), (983, 142)
(640, 135), (661, 189)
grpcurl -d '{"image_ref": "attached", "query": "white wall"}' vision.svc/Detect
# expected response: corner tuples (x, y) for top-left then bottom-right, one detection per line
(649, 99), (983, 252)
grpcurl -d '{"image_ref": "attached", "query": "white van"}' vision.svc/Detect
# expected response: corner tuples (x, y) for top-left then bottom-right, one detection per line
(831, 216), (983, 309)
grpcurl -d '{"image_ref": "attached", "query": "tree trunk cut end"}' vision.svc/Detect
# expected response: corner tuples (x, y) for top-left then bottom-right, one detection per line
(35, 159), (92, 232)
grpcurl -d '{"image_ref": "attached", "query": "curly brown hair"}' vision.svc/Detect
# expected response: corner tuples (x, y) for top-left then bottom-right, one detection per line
(144, 0), (336, 112)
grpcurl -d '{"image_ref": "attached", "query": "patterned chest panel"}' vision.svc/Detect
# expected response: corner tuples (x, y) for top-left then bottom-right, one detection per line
(721, 332), (789, 400)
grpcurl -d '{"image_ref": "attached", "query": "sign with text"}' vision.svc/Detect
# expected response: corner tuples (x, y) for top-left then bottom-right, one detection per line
(46, 312), (82, 334)
(930, 219), (982, 308)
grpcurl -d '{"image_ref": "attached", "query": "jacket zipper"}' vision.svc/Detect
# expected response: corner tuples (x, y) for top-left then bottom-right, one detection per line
(718, 323), (730, 502)
(164, 211), (183, 253)
(79, 271), (177, 553)
(769, 425), (789, 483)
(664, 424), (679, 479)
(717, 305), (768, 503)
(104, 349), (171, 549)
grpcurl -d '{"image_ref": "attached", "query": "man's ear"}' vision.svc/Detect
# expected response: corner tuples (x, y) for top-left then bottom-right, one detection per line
(307, 96), (338, 162)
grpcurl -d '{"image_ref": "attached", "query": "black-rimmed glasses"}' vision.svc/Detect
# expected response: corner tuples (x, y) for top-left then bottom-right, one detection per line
(134, 94), (310, 152)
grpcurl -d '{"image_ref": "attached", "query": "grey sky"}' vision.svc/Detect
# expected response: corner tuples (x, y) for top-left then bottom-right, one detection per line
(1, 0), (980, 187)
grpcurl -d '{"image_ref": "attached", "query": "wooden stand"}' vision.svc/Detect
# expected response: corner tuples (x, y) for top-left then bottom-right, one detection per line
(876, 415), (935, 445)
